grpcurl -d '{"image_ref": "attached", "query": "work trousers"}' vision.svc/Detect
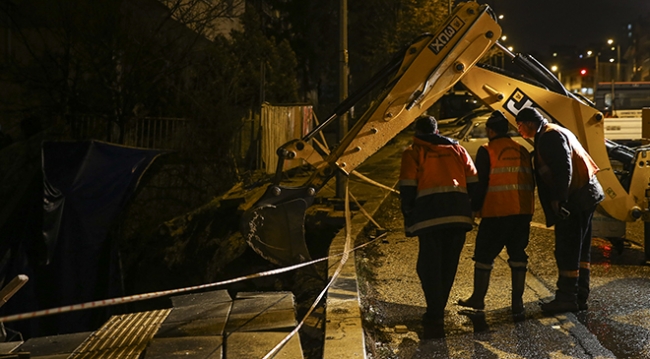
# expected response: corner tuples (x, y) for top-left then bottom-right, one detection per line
(417, 228), (466, 320)
(473, 215), (532, 269)
(553, 206), (595, 301)
(554, 208), (594, 272)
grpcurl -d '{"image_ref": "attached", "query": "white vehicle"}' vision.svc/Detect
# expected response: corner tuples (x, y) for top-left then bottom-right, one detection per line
(451, 113), (534, 160)
(594, 82), (650, 144)
(438, 107), (491, 136)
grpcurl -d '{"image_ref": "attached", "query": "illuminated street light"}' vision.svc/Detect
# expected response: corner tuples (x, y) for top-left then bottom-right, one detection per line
(606, 38), (621, 81)
(587, 50), (593, 56)
(498, 14), (504, 20)
(551, 65), (562, 82)
(501, 35), (507, 41)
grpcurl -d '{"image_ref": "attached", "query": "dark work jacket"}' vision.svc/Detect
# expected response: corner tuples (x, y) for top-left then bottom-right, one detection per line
(534, 123), (605, 226)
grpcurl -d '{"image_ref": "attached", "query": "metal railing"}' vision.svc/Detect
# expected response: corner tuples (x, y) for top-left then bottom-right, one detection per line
(72, 116), (188, 150)
(123, 117), (188, 149)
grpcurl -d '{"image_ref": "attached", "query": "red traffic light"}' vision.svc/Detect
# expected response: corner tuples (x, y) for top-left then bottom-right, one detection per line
(580, 68), (588, 76)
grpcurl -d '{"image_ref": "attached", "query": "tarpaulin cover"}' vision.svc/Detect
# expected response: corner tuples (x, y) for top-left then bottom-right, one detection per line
(0, 140), (163, 337)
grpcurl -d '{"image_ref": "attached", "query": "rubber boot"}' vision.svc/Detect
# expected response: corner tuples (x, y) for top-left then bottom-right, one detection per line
(577, 267), (590, 311)
(422, 317), (445, 339)
(511, 269), (526, 317)
(458, 268), (490, 310)
(541, 275), (579, 314)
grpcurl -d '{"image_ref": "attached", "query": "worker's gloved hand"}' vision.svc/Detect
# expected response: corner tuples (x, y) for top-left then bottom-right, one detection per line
(551, 200), (570, 220)
(403, 211), (416, 237)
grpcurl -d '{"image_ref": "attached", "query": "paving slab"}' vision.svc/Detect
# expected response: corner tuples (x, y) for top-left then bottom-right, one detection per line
(233, 292), (295, 310)
(170, 290), (232, 308)
(16, 332), (92, 357)
(144, 336), (223, 358)
(226, 292), (297, 333)
(226, 331), (303, 358)
(0, 341), (23, 355)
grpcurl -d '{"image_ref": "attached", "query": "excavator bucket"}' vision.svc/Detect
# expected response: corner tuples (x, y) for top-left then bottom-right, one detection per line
(240, 186), (316, 266)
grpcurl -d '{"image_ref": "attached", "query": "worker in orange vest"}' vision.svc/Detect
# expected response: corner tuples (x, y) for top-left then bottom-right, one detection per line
(516, 107), (604, 314)
(400, 115), (478, 339)
(458, 110), (535, 320)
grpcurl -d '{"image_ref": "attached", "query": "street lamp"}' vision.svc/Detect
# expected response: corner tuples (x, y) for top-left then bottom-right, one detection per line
(586, 50), (600, 97)
(551, 65), (562, 82)
(607, 38), (621, 81)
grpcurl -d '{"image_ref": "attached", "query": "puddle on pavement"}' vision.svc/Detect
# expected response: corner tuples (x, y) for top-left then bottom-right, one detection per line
(591, 237), (647, 266)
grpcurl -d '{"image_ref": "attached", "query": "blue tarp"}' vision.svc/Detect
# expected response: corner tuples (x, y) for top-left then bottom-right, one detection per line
(0, 140), (163, 337)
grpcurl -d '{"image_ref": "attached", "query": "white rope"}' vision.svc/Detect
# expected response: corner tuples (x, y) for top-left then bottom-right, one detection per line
(0, 229), (385, 324)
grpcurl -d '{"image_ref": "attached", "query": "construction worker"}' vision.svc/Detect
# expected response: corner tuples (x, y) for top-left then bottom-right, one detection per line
(458, 110), (535, 319)
(399, 115), (478, 339)
(515, 107), (604, 314)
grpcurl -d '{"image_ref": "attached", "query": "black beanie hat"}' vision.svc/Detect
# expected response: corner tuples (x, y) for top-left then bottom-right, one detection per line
(516, 107), (544, 123)
(486, 110), (508, 129)
(415, 115), (437, 134)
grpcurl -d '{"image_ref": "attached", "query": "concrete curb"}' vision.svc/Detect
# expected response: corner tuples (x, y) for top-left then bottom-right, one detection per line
(320, 132), (411, 358)
(322, 178), (399, 359)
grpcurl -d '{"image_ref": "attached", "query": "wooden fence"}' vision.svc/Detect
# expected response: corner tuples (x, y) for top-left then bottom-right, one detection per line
(260, 103), (314, 174)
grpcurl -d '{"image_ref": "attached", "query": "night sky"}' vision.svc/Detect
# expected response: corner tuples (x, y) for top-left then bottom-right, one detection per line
(479, 0), (650, 55)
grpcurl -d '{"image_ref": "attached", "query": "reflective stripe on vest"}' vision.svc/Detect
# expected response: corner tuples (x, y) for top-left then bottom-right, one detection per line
(417, 185), (467, 198)
(480, 137), (535, 217)
(400, 179), (418, 187)
(400, 137), (476, 233)
(407, 215), (475, 234)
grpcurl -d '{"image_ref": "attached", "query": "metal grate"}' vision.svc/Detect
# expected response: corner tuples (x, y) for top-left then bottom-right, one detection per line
(69, 309), (171, 358)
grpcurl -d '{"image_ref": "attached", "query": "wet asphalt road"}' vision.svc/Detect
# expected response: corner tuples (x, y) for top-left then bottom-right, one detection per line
(356, 193), (650, 358)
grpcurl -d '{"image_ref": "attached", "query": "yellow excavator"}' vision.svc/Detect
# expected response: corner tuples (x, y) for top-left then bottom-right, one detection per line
(240, 1), (650, 266)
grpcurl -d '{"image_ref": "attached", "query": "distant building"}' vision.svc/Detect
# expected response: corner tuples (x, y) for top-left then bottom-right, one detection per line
(628, 14), (650, 81)
(544, 11), (650, 100)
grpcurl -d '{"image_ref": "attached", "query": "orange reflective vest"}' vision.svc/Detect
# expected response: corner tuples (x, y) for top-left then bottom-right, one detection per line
(479, 137), (535, 218)
(537, 123), (599, 195)
(400, 136), (478, 235)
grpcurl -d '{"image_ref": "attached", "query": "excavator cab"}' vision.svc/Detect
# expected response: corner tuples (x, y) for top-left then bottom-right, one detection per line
(240, 1), (502, 266)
